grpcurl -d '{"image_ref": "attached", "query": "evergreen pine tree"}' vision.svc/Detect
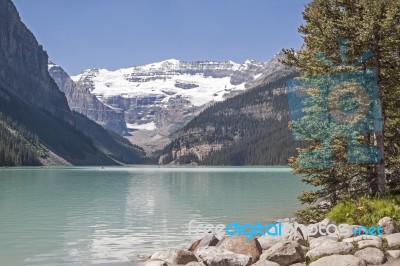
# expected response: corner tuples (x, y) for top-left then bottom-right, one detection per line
(283, 0), (400, 221)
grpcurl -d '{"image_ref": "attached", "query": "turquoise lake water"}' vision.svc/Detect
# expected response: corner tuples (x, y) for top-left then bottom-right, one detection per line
(0, 167), (309, 265)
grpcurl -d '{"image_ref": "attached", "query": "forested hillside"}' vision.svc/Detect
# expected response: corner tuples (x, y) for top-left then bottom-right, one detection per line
(156, 68), (300, 165)
(0, 86), (145, 165)
(0, 112), (40, 166)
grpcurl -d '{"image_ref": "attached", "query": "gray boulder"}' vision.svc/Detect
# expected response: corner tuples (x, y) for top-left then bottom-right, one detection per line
(150, 249), (197, 264)
(384, 233), (400, 248)
(196, 246), (252, 266)
(342, 234), (381, 243)
(257, 236), (283, 250)
(357, 239), (382, 248)
(378, 217), (399, 235)
(143, 260), (168, 266)
(217, 236), (262, 262)
(188, 239), (202, 252)
(185, 262), (207, 266)
(188, 235), (219, 252)
(309, 236), (338, 250)
(306, 242), (353, 260)
(313, 219), (335, 237)
(252, 260), (280, 266)
(309, 255), (366, 266)
(300, 245), (309, 254)
(281, 222), (313, 240)
(284, 234), (307, 246)
(382, 258), (400, 266)
(319, 218), (335, 226)
(387, 250), (400, 258)
(260, 241), (304, 266)
(354, 247), (386, 264)
(386, 249), (400, 259)
(345, 225), (362, 238)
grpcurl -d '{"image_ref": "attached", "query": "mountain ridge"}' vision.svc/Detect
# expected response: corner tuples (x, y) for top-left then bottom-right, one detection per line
(68, 55), (284, 153)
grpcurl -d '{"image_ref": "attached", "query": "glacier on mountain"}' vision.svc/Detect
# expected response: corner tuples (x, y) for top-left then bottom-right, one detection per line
(49, 56), (285, 154)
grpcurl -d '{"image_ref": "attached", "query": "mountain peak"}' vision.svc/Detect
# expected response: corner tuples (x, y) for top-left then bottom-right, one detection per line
(69, 56), (287, 152)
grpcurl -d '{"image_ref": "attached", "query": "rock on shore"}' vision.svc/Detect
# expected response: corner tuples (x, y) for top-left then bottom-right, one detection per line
(143, 217), (400, 266)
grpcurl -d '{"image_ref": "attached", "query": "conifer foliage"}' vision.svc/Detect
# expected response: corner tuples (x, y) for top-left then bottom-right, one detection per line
(283, 0), (400, 221)
(0, 113), (40, 166)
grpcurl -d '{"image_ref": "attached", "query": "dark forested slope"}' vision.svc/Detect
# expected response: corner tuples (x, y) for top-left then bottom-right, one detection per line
(157, 67), (300, 165)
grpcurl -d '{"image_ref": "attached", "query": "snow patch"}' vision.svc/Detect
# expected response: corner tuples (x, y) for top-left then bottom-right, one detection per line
(72, 60), (253, 107)
(126, 122), (157, 131)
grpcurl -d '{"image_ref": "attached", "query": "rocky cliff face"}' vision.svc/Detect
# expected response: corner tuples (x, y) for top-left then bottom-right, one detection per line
(48, 62), (128, 134)
(0, 0), (144, 165)
(71, 58), (283, 153)
(0, 0), (71, 121)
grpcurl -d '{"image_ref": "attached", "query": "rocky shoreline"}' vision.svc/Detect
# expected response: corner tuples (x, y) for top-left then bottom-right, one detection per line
(142, 217), (400, 266)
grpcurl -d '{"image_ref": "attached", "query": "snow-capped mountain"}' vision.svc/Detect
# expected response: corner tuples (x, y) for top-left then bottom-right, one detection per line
(68, 57), (285, 153)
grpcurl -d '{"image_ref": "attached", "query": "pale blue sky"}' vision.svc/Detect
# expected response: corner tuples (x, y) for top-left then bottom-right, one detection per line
(13, 0), (309, 75)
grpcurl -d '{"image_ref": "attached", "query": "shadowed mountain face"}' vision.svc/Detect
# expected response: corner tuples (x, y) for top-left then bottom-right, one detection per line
(48, 62), (128, 135)
(0, 0), (71, 121)
(0, 0), (144, 166)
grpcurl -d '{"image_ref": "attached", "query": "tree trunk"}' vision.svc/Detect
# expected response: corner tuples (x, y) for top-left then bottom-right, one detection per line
(372, 31), (386, 197)
(375, 130), (386, 196)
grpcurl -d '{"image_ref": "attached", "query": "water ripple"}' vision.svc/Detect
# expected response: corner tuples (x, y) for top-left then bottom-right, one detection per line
(0, 167), (308, 265)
